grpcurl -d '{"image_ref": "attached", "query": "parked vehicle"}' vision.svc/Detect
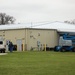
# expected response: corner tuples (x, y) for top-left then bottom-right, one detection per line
(0, 41), (6, 53)
(54, 33), (75, 52)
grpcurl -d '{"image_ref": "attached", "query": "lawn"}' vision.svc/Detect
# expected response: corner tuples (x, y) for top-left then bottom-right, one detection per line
(0, 51), (75, 75)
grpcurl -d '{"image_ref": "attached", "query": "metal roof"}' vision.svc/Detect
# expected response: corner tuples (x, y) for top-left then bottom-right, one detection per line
(32, 22), (75, 32)
(0, 23), (31, 30)
(0, 21), (75, 32)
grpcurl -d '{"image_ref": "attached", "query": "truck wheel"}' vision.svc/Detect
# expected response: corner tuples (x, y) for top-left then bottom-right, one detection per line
(1, 50), (2, 53)
(72, 48), (75, 52)
(2, 49), (5, 53)
(3, 50), (5, 53)
(54, 46), (60, 52)
(61, 48), (66, 52)
(0, 50), (1, 53)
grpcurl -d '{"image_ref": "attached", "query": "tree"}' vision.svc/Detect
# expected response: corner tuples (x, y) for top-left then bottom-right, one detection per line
(64, 19), (75, 25)
(0, 13), (16, 25)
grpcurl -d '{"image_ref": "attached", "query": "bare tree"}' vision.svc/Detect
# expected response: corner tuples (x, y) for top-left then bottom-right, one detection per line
(0, 13), (16, 25)
(71, 19), (75, 24)
(64, 19), (75, 25)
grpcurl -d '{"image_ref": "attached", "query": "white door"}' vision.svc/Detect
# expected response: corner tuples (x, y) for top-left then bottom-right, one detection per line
(17, 39), (22, 51)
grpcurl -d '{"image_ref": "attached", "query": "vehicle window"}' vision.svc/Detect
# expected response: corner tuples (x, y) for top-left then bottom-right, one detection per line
(0, 41), (3, 44)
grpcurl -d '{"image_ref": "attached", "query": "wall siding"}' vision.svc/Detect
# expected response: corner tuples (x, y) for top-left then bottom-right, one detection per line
(0, 28), (58, 51)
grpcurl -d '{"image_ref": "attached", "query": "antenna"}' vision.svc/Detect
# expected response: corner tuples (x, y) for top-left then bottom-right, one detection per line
(31, 22), (32, 28)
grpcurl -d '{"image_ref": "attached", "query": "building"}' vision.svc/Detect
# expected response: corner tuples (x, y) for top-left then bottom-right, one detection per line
(0, 21), (75, 51)
(0, 23), (58, 51)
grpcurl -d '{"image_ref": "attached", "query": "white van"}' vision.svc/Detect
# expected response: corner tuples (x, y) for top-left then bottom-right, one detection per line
(0, 41), (6, 53)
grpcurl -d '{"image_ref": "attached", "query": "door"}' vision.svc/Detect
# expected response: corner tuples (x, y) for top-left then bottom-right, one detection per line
(16, 39), (22, 51)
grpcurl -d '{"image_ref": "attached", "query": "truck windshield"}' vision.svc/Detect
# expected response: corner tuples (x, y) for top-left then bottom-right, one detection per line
(0, 41), (3, 44)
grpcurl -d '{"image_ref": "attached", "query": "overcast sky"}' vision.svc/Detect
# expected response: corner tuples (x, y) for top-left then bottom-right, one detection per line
(0, 0), (75, 23)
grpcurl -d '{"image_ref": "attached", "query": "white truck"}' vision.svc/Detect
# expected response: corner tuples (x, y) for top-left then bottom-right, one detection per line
(0, 41), (6, 53)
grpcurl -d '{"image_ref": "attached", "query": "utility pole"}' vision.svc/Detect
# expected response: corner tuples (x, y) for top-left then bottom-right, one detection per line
(31, 22), (32, 28)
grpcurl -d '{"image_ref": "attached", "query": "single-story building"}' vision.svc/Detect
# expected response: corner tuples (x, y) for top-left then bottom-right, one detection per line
(0, 21), (75, 51)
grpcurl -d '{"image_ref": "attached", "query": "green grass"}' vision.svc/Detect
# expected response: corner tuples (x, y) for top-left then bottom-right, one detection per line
(0, 51), (75, 75)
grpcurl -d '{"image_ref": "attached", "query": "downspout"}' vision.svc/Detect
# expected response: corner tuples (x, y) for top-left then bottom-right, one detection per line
(25, 28), (28, 50)
(23, 28), (26, 51)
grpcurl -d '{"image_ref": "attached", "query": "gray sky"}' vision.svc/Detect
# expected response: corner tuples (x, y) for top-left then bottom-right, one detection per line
(0, 0), (75, 23)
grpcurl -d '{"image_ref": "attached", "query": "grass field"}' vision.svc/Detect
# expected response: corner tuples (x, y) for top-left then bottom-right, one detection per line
(0, 51), (75, 75)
